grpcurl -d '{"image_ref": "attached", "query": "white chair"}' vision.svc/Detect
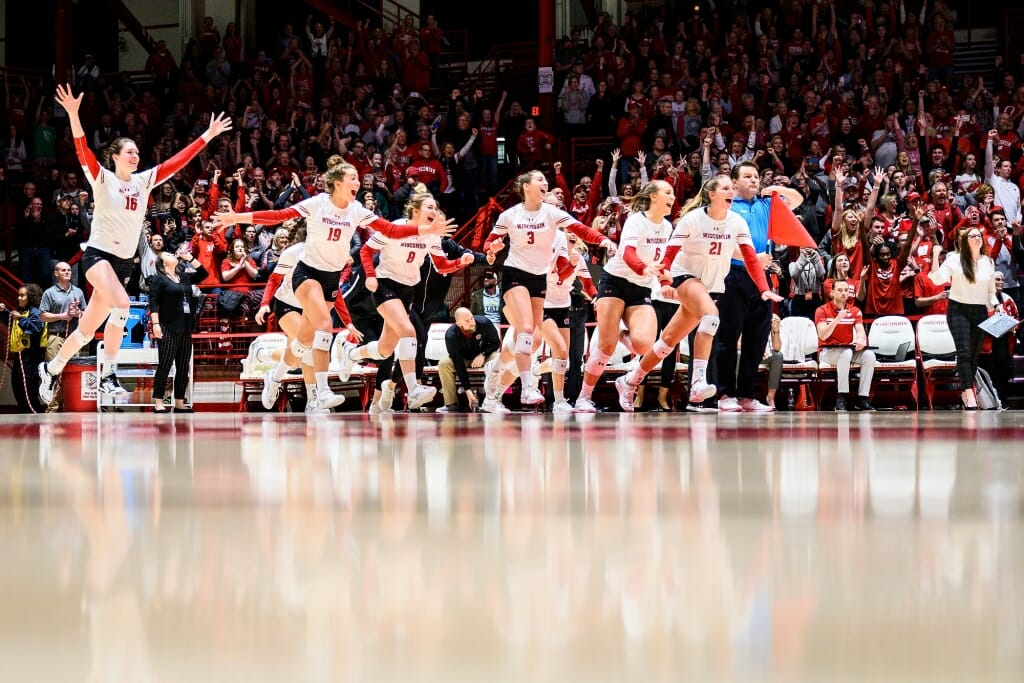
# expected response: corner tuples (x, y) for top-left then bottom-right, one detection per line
(240, 333), (288, 379)
(916, 314), (958, 409)
(778, 316), (820, 408)
(424, 322), (450, 365)
(866, 315), (918, 408)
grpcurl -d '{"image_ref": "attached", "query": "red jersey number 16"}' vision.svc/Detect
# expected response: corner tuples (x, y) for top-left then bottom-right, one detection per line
(124, 196), (138, 211)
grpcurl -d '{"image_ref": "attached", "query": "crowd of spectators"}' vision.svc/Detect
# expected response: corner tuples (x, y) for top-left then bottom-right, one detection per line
(0, 1), (1023, 400)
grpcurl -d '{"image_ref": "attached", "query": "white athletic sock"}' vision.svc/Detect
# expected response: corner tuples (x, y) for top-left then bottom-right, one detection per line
(579, 382), (594, 400)
(271, 359), (290, 381)
(403, 372), (417, 390)
(315, 372), (331, 394)
(692, 359), (708, 385)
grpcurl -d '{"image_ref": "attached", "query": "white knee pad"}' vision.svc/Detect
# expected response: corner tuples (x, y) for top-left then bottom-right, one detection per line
(551, 358), (569, 375)
(290, 338), (311, 357)
(107, 307), (130, 327)
(515, 332), (534, 355)
(585, 348), (611, 376)
(697, 314), (720, 336)
(312, 330), (333, 351)
(396, 336), (417, 361)
(652, 339), (675, 359)
(68, 328), (93, 348)
(301, 350), (314, 367)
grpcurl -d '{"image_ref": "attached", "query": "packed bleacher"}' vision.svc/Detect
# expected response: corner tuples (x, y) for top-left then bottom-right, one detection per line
(2, 0), (1023, 411)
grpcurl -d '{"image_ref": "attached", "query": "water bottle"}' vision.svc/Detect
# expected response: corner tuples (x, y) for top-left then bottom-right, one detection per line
(786, 387), (795, 410)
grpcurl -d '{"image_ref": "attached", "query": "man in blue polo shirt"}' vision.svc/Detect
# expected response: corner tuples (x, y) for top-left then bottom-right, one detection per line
(715, 161), (804, 412)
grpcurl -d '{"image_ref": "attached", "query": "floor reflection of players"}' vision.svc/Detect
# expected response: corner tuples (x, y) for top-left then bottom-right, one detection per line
(52, 445), (160, 683)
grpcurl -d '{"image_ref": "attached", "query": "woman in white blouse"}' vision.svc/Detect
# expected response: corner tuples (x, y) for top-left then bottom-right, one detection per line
(929, 228), (997, 409)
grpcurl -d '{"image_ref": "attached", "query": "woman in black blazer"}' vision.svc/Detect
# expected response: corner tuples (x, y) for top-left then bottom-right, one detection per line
(148, 247), (207, 412)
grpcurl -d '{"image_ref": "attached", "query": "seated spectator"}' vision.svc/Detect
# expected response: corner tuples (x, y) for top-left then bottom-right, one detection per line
(814, 279), (876, 412)
(470, 269), (502, 325)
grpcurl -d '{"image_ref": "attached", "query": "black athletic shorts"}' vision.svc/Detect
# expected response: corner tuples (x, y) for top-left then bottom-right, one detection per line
(272, 298), (302, 321)
(81, 247), (135, 285)
(597, 271), (652, 308)
(502, 266), (547, 299)
(370, 277), (415, 310)
(291, 261), (340, 301)
(671, 273), (699, 288)
(543, 306), (570, 327)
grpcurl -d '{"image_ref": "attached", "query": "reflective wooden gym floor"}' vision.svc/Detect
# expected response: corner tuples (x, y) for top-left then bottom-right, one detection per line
(2, 411), (1022, 682)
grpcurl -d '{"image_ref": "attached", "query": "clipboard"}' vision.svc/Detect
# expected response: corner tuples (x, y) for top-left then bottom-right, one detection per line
(978, 311), (1020, 339)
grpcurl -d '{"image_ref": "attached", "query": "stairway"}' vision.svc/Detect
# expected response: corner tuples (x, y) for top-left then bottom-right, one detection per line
(953, 27), (998, 83)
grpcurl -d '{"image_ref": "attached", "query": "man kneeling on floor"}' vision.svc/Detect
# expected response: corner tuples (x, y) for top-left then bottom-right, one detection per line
(437, 307), (501, 413)
(814, 278), (876, 411)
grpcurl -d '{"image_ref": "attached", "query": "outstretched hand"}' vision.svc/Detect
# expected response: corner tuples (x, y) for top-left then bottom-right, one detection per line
(211, 211), (238, 228)
(420, 215), (456, 237)
(206, 112), (234, 138)
(55, 83), (82, 116)
(761, 290), (784, 303)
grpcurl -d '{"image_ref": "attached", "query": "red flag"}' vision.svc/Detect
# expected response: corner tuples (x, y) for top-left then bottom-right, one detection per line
(768, 192), (817, 248)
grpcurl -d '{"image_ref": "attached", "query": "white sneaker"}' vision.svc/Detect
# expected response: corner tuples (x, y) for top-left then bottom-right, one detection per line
(552, 398), (575, 414)
(739, 397), (775, 413)
(407, 384), (437, 410)
(99, 373), (129, 397)
(481, 396), (510, 414)
(520, 387), (545, 405)
(614, 375), (637, 413)
(337, 341), (358, 382)
(574, 396), (598, 413)
(261, 370), (282, 410)
(305, 401), (332, 415)
(378, 380), (397, 413)
(716, 395), (743, 412)
(686, 403), (718, 413)
(483, 360), (501, 397)
(315, 390), (346, 410)
(687, 380), (718, 404)
(38, 363), (57, 405)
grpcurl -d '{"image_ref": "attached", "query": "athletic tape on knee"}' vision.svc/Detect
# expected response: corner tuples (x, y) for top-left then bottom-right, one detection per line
(585, 348), (611, 376)
(551, 358), (569, 375)
(396, 336), (417, 360)
(515, 332), (534, 355)
(301, 350), (314, 367)
(697, 314), (720, 336)
(290, 338), (311, 357)
(107, 307), (130, 327)
(312, 330), (333, 351)
(652, 339), (674, 359)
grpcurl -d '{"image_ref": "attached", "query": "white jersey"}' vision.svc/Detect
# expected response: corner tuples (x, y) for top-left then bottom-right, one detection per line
(84, 166), (158, 259)
(490, 202), (581, 275)
(545, 231), (588, 309)
(365, 218), (447, 287)
(668, 208), (753, 294)
(602, 211), (673, 287)
(290, 194), (380, 272)
(272, 243), (305, 308)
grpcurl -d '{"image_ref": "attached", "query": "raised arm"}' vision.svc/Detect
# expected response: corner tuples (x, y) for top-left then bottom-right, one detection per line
(153, 112), (233, 185)
(55, 83), (101, 180)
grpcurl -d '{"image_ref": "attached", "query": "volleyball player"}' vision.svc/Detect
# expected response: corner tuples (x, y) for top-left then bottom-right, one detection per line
(574, 179), (676, 413)
(39, 84), (232, 406)
(212, 163), (452, 412)
(480, 170), (615, 410)
(336, 192), (474, 410)
(614, 174), (783, 411)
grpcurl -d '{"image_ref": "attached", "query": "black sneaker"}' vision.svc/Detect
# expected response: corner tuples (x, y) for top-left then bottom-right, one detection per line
(855, 397), (875, 411)
(834, 395), (847, 411)
(99, 373), (129, 397)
